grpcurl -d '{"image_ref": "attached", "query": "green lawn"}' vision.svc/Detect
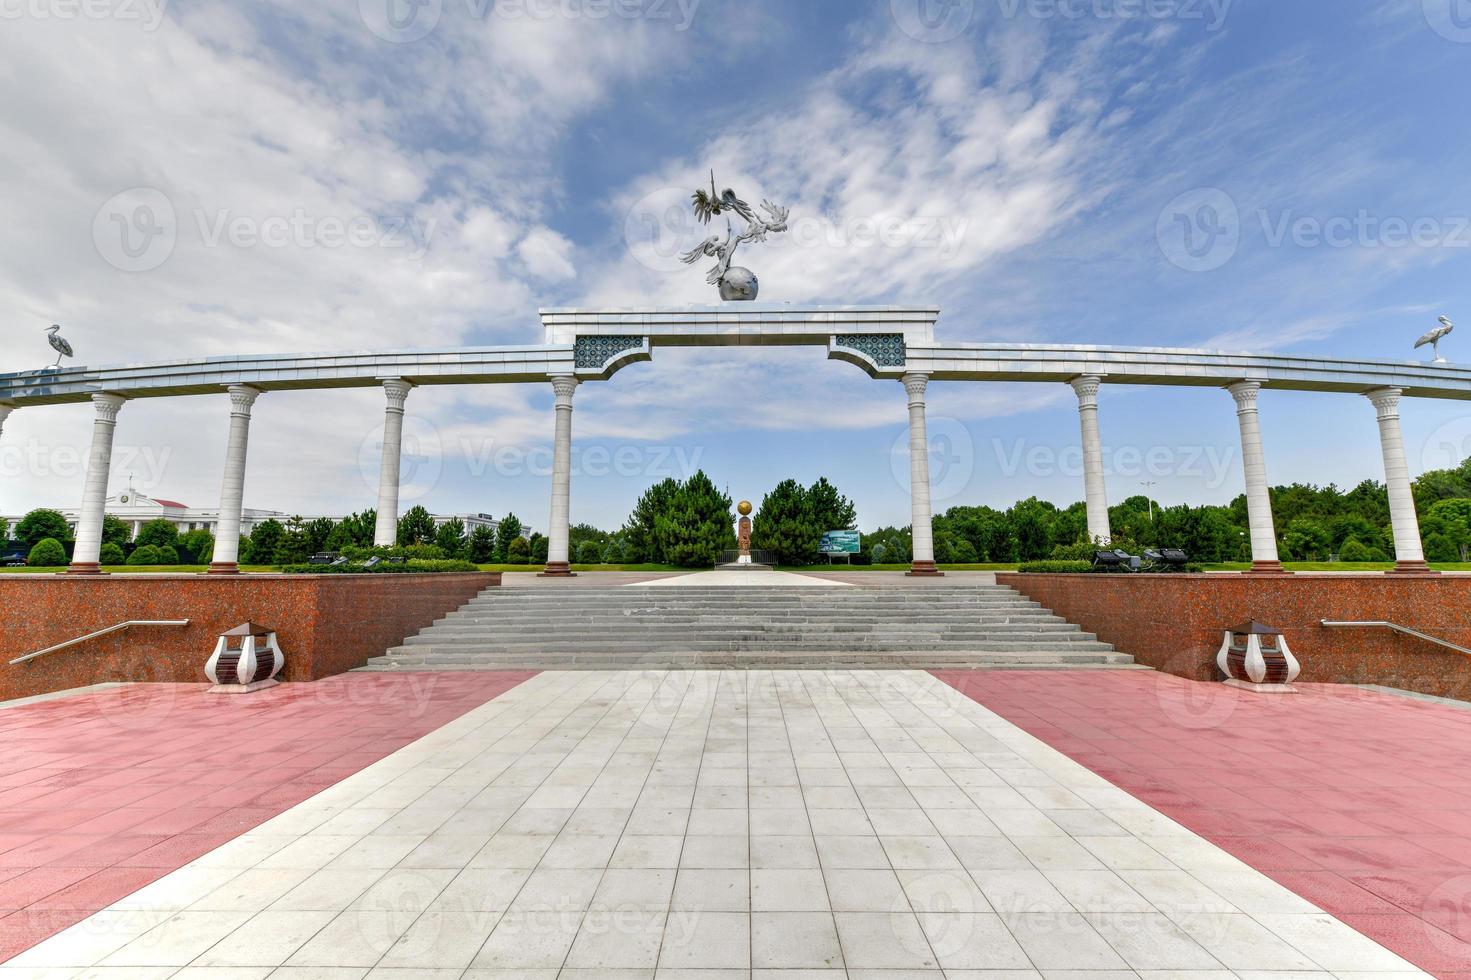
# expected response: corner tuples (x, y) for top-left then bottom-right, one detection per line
(1202, 561), (1471, 572)
(2, 564), (283, 574)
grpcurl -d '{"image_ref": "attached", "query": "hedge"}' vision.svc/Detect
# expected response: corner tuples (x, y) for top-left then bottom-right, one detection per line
(281, 559), (481, 575)
(1018, 560), (1092, 574)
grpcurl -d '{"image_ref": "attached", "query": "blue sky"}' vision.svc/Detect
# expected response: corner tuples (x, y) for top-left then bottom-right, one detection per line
(1, 0), (1469, 534)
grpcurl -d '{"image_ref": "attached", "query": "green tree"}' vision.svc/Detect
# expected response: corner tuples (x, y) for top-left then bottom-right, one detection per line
(126, 544), (162, 566)
(155, 544), (180, 565)
(1422, 498), (1471, 561)
(15, 509), (71, 545)
(752, 479), (818, 566)
(178, 529), (215, 565)
(27, 537), (67, 567)
(654, 471), (734, 568)
(304, 518), (336, 553)
(806, 477), (857, 535)
(496, 514), (524, 562)
(327, 510), (376, 549)
(469, 524), (497, 563)
(1282, 518), (1332, 561)
(435, 517), (468, 559)
(530, 533), (549, 563)
(1008, 498), (1055, 561)
(577, 540), (602, 564)
(102, 514), (131, 548)
(397, 506), (436, 545)
(507, 536), (531, 565)
(244, 515), (280, 562)
(134, 518), (179, 550)
(99, 542), (125, 566)
(1338, 538), (1386, 563)
(272, 517), (315, 565)
(623, 479), (680, 563)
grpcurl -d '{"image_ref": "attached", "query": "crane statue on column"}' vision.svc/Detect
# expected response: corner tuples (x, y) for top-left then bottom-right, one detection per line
(1415, 316), (1454, 363)
(45, 324), (74, 368)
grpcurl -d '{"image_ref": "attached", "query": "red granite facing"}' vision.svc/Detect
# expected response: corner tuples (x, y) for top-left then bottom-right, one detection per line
(998, 573), (1471, 699)
(0, 573), (498, 702)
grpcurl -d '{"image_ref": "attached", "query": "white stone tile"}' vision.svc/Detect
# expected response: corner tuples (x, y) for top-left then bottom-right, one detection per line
(191, 909), (336, 967)
(750, 912), (842, 969)
(915, 912), (1032, 969)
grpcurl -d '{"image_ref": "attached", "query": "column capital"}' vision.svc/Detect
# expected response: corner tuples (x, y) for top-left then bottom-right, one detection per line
(1227, 380), (1262, 410)
(1366, 387), (1402, 420)
(92, 392), (127, 424)
(901, 372), (929, 400)
(226, 384), (262, 417)
(1070, 374), (1102, 405)
(382, 379), (415, 413)
(551, 375), (580, 400)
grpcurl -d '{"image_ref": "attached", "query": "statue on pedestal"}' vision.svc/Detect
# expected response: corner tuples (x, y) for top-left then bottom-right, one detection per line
(680, 172), (790, 302)
(736, 500), (753, 565)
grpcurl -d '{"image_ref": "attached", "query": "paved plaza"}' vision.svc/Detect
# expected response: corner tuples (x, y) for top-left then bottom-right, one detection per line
(3, 668), (1460, 977)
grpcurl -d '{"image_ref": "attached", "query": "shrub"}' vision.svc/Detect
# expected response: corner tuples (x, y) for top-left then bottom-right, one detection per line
(99, 542), (126, 566)
(341, 544), (447, 561)
(27, 537), (67, 567)
(126, 545), (162, 566)
(1018, 560), (1092, 574)
(155, 544), (180, 564)
(576, 541), (602, 565)
(15, 509), (70, 546)
(134, 518), (180, 550)
(281, 559), (481, 574)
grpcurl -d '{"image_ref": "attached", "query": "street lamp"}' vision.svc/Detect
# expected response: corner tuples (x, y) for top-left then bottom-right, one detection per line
(1140, 482), (1158, 523)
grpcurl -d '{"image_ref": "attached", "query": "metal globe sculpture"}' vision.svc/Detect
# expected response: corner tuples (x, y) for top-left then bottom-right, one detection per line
(680, 170), (789, 302)
(737, 500), (753, 516)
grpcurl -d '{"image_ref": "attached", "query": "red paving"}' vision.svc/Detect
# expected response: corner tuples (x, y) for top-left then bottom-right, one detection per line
(0, 671), (535, 961)
(935, 669), (1471, 978)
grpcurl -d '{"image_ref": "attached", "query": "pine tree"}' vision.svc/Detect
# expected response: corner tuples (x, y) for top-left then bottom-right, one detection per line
(623, 478), (680, 563)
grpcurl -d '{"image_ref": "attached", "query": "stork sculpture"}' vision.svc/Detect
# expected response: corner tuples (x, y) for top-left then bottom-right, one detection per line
(1415, 316), (1454, 364)
(679, 171), (791, 302)
(45, 324), (74, 368)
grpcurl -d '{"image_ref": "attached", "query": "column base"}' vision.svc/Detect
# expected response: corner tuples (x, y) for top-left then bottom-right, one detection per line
(1386, 560), (1440, 576)
(65, 563), (106, 576)
(1243, 561), (1292, 576)
(206, 563), (242, 575)
(539, 562), (576, 578)
(907, 561), (945, 577)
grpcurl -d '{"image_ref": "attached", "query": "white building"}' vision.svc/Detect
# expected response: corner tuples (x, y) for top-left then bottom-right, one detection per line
(4, 489), (521, 542)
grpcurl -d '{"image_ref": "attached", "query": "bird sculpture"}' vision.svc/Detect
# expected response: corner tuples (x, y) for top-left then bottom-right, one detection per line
(680, 172), (792, 302)
(1415, 316), (1454, 363)
(45, 324), (74, 367)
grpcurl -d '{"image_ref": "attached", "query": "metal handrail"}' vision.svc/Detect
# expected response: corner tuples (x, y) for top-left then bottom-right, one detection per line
(10, 620), (190, 666)
(1320, 619), (1471, 658)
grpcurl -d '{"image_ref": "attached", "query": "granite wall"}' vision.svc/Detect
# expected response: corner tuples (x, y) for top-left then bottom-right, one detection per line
(0, 573), (498, 701)
(998, 573), (1471, 699)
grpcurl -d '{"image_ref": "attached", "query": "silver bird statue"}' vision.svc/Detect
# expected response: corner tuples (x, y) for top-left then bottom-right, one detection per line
(1415, 316), (1454, 363)
(45, 324), (74, 367)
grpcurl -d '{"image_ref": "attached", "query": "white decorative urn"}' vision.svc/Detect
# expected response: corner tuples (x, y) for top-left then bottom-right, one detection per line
(206, 622), (286, 693)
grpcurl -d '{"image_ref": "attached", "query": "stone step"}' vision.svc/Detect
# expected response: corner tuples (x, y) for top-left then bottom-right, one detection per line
(361, 652), (1142, 669)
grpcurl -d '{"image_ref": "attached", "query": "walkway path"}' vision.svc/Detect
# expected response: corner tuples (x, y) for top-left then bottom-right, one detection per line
(0, 672), (535, 961)
(937, 669), (1471, 977)
(3, 669), (1425, 976)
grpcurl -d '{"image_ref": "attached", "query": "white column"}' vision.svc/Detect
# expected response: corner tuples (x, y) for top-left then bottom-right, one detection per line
(1366, 388), (1432, 574)
(1071, 375), (1111, 543)
(1227, 381), (1283, 572)
(543, 375), (579, 576)
(209, 385), (262, 573)
(903, 373), (941, 575)
(373, 380), (415, 548)
(70, 393), (127, 573)
(0, 403), (13, 439)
